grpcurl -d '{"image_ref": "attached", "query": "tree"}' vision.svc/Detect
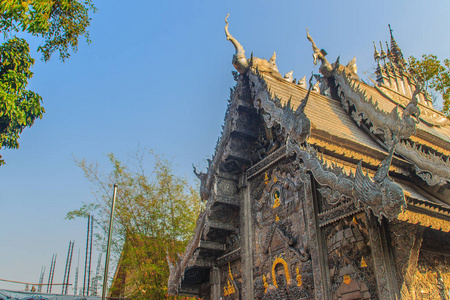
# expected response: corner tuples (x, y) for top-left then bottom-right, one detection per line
(67, 149), (203, 299)
(0, 0), (96, 164)
(408, 54), (450, 118)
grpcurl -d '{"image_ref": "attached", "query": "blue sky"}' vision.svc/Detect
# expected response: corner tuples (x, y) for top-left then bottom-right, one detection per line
(1, 0), (450, 293)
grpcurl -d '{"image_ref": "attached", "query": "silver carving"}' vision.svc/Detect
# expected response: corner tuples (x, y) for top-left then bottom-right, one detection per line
(336, 70), (450, 186)
(335, 69), (420, 146)
(396, 141), (450, 186)
(284, 70), (294, 82)
(306, 29), (358, 80)
(353, 145), (406, 222)
(225, 14), (281, 77)
(297, 76), (307, 88)
(249, 72), (313, 145)
(288, 144), (354, 205)
(306, 28), (333, 77)
(224, 13), (248, 74)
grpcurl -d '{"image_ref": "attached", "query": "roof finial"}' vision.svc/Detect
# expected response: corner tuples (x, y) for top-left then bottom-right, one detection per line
(385, 41), (392, 61)
(225, 13), (248, 74)
(306, 28), (333, 77)
(373, 42), (380, 62)
(388, 24), (405, 69)
(379, 41), (386, 60)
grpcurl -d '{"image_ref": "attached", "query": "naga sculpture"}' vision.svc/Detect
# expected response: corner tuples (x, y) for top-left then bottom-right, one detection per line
(224, 13), (248, 74)
(306, 29), (358, 79)
(353, 143), (406, 222)
(335, 69), (421, 146)
(225, 14), (281, 77)
(306, 28), (333, 77)
(249, 73), (314, 145)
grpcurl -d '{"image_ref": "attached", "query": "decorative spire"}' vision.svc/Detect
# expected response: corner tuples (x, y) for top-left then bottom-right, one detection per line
(224, 13), (248, 74)
(379, 41), (386, 60)
(385, 41), (392, 61)
(388, 24), (405, 69)
(373, 42), (380, 62)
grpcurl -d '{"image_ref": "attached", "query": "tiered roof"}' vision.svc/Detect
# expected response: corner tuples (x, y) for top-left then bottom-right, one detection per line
(168, 18), (450, 297)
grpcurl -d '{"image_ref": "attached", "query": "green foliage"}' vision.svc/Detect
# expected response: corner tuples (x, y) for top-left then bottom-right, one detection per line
(0, 0), (96, 61)
(67, 149), (203, 299)
(408, 54), (450, 117)
(0, 37), (44, 164)
(0, 0), (96, 164)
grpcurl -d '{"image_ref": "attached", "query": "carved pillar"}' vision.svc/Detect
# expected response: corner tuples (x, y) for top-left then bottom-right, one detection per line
(388, 221), (424, 298)
(367, 214), (400, 299)
(240, 175), (254, 299)
(301, 172), (328, 299)
(210, 267), (220, 300)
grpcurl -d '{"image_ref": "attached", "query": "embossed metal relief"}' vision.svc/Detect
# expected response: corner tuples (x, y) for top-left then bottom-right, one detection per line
(334, 69), (420, 146)
(354, 146), (406, 222)
(396, 141), (450, 186)
(249, 162), (313, 299)
(289, 144), (354, 205)
(249, 71), (313, 146)
(334, 65), (450, 186)
(221, 261), (241, 299)
(225, 14), (281, 77)
(324, 214), (377, 299)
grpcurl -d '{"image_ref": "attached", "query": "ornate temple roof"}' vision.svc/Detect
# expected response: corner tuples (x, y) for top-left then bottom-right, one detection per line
(168, 17), (450, 297)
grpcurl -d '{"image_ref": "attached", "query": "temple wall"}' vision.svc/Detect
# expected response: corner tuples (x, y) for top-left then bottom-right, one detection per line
(249, 160), (314, 299)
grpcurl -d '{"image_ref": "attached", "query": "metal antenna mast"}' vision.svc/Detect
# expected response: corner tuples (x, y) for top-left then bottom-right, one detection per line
(49, 254), (57, 293)
(92, 252), (103, 296)
(74, 249), (80, 295)
(63, 241), (75, 294)
(83, 216), (90, 296)
(87, 215), (94, 296)
(46, 255), (54, 293)
(37, 266), (45, 292)
(62, 241), (71, 294)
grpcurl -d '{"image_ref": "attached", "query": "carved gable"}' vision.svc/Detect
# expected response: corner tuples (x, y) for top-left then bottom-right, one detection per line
(168, 18), (450, 300)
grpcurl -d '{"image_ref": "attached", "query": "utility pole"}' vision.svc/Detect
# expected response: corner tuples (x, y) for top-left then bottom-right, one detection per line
(102, 184), (118, 300)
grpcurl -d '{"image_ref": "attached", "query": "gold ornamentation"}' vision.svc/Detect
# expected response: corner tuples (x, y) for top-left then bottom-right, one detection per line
(275, 215), (280, 222)
(398, 210), (450, 232)
(223, 263), (235, 296)
(263, 274), (268, 293)
(296, 267), (302, 286)
(352, 216), (358, 224)
(361, 256), (367, 268)
(308, 136), (385, 169)
(271, 256), (291, 288)
(273, 175), (278, 183)
(343, 274), (352, 285)
(264, 172), (269, 186)
(272, 190), (281, 208)
(409, 135), (450, 157)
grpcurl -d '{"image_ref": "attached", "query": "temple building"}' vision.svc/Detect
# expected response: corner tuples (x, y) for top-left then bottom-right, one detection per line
(168, 16), (450, 299)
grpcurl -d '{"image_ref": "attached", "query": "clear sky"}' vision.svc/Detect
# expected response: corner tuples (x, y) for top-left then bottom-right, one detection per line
(1, 0), (450, 293)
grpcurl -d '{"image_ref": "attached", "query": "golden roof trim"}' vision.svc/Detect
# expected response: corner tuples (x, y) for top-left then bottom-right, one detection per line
(398, 209), (450, 232)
